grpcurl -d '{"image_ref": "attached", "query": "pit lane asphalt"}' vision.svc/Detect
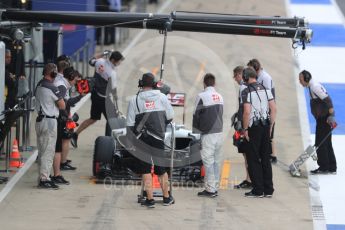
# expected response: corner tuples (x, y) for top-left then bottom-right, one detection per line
(0, 0), (313, 229)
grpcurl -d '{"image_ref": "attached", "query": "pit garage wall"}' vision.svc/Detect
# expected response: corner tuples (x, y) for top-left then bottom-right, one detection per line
(288, 0), (345, 229)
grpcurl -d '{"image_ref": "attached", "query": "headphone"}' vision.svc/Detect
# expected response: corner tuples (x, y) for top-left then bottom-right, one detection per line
(138, 73), (157, 88)
(43, 63), (57, 78)
(242, 68), (258, 82)
(50, 71), (57, 79)
(138, 78), (144, 87)
(301, 70), (312, 83)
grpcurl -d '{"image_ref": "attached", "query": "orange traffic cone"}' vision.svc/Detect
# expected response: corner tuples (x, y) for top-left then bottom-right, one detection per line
(150, 165), (161, 189)
(152, 174), (161, 189)
(10, 139), (24, 168)
(150, 166), (164, 197)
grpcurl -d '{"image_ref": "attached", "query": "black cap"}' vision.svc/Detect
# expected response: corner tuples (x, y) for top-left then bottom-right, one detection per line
(109, 51), (124, 62)
(142, 72), (155, 87)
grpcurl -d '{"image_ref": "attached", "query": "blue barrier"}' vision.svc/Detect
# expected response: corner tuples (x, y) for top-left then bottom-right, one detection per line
(32, 0), (95, 58)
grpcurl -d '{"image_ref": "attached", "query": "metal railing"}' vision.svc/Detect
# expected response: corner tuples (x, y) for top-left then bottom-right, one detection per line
(70, 41), (91, 77)
(99, 26), (130, 52)
(21, 60), (45, 152)
(98, 5), (132, 52)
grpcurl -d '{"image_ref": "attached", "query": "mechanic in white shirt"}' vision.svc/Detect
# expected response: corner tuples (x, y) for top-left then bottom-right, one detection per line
(71, 51), (124, 148)
(247, 58), (277, 163)
(299, 70), (337, 175)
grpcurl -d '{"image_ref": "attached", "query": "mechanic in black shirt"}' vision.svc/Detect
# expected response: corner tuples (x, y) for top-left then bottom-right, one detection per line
(4, 49), (17, 109)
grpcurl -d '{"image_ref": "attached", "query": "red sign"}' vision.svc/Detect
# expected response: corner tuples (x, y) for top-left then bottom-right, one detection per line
(145, 101), (155, 109)
(167, 93), (185, 106)
(212, 94), (220, 102)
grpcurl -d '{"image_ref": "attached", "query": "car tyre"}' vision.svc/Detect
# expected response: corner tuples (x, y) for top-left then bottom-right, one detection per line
(93, 136), (115, 176)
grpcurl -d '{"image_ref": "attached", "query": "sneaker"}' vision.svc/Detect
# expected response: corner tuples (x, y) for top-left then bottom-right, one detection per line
(270, 155), (277, 164)
(264, 193), (273, 198)
(51, 175), (70, 185)
(66, 159), (72, 163)
(38, 180), (59, 190)
(244, 190), (264, 198)
(70, 133), (78, 148)
(329, 170), (337, 175)
(141, 199), (155, 208)
(310, 168), (328, 175)
(0, 176), (8, 182)
(197, 190), (217, 198)
(163, 196), (175, 206)
(60, 162), (77, 170)
(234, 180), (252, 189)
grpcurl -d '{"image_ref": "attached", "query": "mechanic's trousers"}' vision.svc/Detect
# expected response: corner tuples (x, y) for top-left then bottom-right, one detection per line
(35, 118), (57, 181)
(315, 116), (337, 171)
(244, 124), (273, 195)
(200, 132), (223, 193)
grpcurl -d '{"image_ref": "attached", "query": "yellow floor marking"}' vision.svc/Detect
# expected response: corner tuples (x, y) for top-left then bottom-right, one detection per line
(80, 176), (92, 179)
(89, 178), (97, 184)
(220, 160), (231, 189)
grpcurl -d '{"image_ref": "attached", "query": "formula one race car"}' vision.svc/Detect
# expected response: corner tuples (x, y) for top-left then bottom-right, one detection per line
(93, 118), (202, 183)
(93, 116), (204, 184)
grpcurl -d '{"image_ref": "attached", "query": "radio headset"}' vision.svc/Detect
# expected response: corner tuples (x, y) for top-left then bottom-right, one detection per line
(50, 70), (57, 78)
(138, 73), (157, 88)
(301, 70), (319, 99)
(136, 73), (157, 112)
(42, 63), (57, 78)
(301, 70), (312, 83)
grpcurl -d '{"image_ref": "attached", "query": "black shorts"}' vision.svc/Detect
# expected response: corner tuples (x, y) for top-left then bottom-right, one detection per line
(135, 134), (168, 176)
(90, 92), (107, 120)
(55, 118), (64, 153)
